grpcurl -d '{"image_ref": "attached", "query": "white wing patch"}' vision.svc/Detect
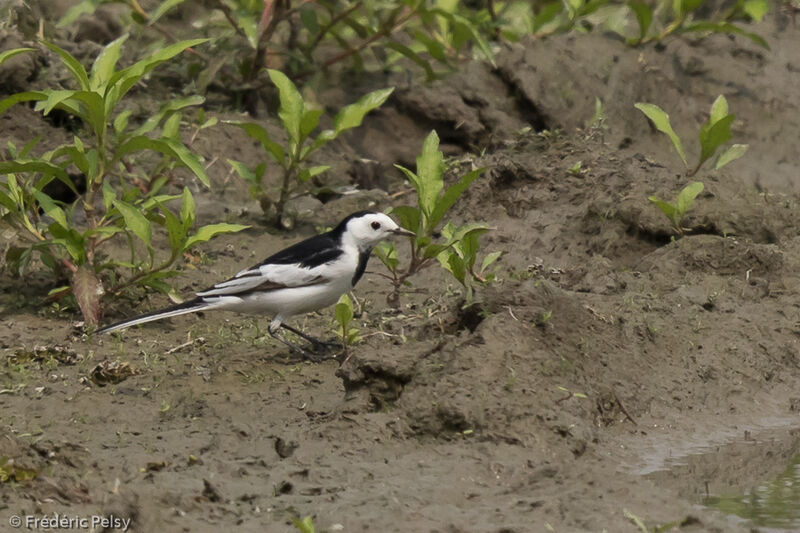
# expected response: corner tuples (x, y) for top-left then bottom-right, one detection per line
(197, 263), (328, 298)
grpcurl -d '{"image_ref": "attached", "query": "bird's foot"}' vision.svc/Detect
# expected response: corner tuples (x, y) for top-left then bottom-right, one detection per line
(308, 338), (343, 354)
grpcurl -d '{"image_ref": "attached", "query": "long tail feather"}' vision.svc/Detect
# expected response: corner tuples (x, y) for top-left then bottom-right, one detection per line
(96, 298), (209, 334)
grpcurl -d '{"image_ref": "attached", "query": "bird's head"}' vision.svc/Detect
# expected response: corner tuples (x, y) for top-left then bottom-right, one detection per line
(338, 211), (415, 249)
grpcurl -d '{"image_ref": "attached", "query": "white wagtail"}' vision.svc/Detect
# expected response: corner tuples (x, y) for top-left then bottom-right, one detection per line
(97, 211), (414, 357)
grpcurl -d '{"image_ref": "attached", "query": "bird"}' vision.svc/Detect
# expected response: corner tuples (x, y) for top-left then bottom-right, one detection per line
(96, 211), (414, 357)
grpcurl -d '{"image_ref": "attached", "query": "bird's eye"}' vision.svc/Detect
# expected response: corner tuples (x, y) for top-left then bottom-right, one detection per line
(371, 221), (381, 230)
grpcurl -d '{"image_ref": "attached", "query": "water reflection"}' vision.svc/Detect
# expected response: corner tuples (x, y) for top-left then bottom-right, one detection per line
(704, 455), (800, 529)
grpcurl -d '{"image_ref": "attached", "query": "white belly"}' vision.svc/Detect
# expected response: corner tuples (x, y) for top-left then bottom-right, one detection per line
(202, 245), (359, 319)
(237, 280), (349, 316)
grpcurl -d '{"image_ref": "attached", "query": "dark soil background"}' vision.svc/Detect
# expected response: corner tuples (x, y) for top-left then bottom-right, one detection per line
(2, 2), (800, 532)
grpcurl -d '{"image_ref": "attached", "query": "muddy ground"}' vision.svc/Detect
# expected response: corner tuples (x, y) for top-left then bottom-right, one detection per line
(2, 3), (800, 532)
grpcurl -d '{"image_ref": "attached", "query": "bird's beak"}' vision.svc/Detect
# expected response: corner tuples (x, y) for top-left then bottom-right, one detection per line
(391, 227), (416, 237)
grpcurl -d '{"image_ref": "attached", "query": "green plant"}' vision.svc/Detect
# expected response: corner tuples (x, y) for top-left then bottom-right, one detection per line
(625, 0), (769, 48)
(436, 222), (502, 302)
(649, 181), (704, 235)
(0, 37), (247, 325)
(333, 293), (360, 357)
(374, 130), (496, 305)
(227, 69), (393, 227)
(0, 456), (39, 483)
(203, 0), (496, 84)
(635, 95), (748, 176)
(568, 161), (585, 176)
(291, 516), (315, 533)
(59, 0), (499, 110)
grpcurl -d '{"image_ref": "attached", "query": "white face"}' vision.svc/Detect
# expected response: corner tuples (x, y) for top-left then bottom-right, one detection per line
(345, 212), (408, 248)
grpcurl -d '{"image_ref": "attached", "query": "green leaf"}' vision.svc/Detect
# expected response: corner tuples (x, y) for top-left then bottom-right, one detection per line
(161, 112), (182, 139)
(133, 95), (204, 136)
(414, 130), (445, 224)
(698, 114), (734, 166)
(297, 165), (330, 182)
(267, 69), (304, 144)
(3, 173), (23, 206)
(422, 243), (451, 259)
(708, 95), (729, 126)
(533, 2), (565, 33)
(334, 293), (354, 327)
(114, 109), (132, 134)
(225, 121), (285, 165)
(291, 516), (316, 533)
(375, 241), (399, 271)
(333, 87), (394, 135)
(634, 103), (687, 165)
(65, 90), (107, 137)
(0, 47), (35, 68)
(743, 0), (769, 21)
(90, 34), (128, 91)
(33, 191), (69, 229)
(429, 167), (485, 231)
(0, 160), (69, 183)
(41, 41), (90, 91)
(116, 136), (210, 187)
(158, 203), (187, 255)
(303, 129), (336, 159)
(679, 21), (769, 49)
(673, 0), (705, 16)
(386, 41), (436, 80)
(627, 0), (652, 41)
(451, 13), (496, 67)
(180, 186), (195, 231)
(108, 39), (209, 105)
(300, 109), (323, 140)
(102, 182), (116, 210)
(228, 159), (257, 185)
(714, 143), (748, 170)
(85, 148), (100, 183)
(165, 139), (209, 186)
(0, 189), (16, 211)
(413, 30), (448, 63)
(113, 199), (152, 247)
(0, 91), (47, 116)
(442, 222), (491, 244)
(139, 193), (181, 212)
(395, 164), (422, 199)
(150, 0), (187, 23)
(648, 196), (677, 225)
(440, 249), (467, 285)
(676, 181), (704, 218)
(35, 90), (82, 116)
(480, 251), (503, 273)
(184, 223), (249, 249)
(57, 0), (98, 27)
(300, 7), (319, 34)
(389, 205), (421, 234)
(48, 223), (86, 263)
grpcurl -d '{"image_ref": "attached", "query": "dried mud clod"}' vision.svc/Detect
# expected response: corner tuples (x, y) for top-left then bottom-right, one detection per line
(336, 342), (431, 409)
(9, 344), (82, 365)
(0, 28), (41, 94)
(538, 409), (597, 457)
(637, 234), (784, 278)
(86, 360), (138, 386)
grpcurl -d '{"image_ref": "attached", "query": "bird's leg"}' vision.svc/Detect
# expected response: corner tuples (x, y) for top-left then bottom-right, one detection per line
(280, 323), (341, 353)
(268, 327), (308, 356)
(268, 318), (330, 362)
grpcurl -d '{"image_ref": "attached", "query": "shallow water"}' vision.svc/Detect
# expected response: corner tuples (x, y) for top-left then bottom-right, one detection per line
(636, 426), (800, 531)
(703, 455), (800, 530)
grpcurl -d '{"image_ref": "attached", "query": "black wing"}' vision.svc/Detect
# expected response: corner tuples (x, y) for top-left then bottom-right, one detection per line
(254, 232), (343, 268)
